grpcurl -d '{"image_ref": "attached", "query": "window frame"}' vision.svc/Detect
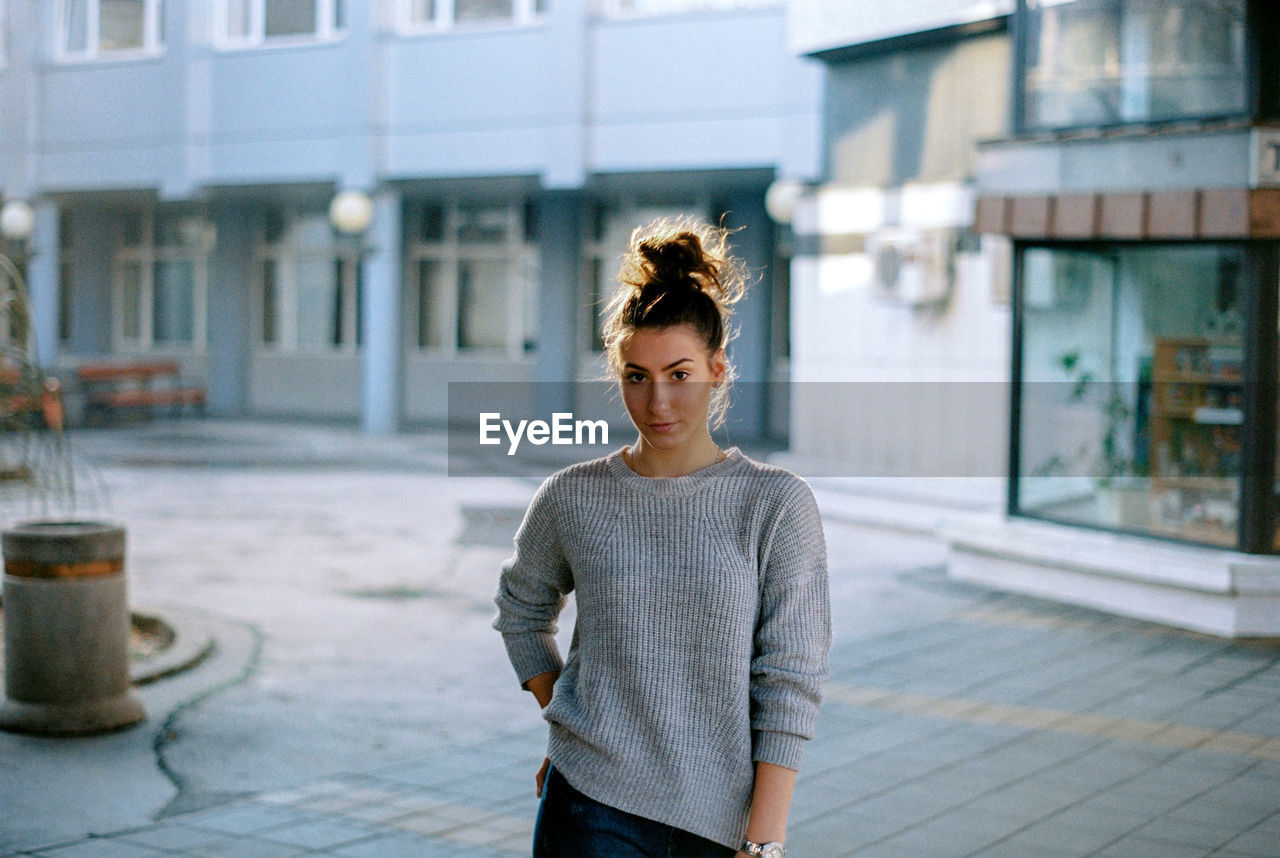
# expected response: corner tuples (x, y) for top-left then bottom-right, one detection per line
(1012, 0), (1253, 134)
(1007, 238), (1279, 554)
(111, 209), (211, 354)
(396, 0), (545, 33)
(406, 199), (539, 359)
(56, 0), (165, 62)
(253, 207), (362, 355)
(214, 0), (343, 50)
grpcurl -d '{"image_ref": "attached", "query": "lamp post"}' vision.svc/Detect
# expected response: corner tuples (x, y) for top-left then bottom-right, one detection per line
(329, 188), (401, 436)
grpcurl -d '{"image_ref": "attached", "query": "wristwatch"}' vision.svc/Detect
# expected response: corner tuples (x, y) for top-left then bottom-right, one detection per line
(741, 839), (784, 858)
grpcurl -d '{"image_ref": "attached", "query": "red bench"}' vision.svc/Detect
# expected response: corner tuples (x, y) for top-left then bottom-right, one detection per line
(76, 361), (206, 421)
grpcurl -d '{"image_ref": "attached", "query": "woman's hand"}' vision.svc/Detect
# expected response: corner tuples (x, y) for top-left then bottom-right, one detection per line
(535, 756), (551, 797)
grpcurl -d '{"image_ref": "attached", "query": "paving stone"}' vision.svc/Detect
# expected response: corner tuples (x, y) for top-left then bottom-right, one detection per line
(111, 824), (225, 851)
(958, 782), (1083, 821)
(1092, 835), (1214, 857)
(182, 802), (312, 835)
(1036, 802), (1149, 839)
(168, 835), (309, 857)
(850, 822), (1003, 858)
(788, 810), (907, 857)
(1163, 797), (1276, 831)
(1201, 777), (1280, 812)
(330, 830), (453, 857)
(1220, 824), (1280, 857)
(1123, 766), (1236, 800)
(253, 815), (378, 849)
(32, 840), (167, 858)
(982, 830), (1104, 857)
(1136, 815), (1244, 849)
(1074, 789), (1187, 819)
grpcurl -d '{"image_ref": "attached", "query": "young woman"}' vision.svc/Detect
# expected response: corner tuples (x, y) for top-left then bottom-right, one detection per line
(494, 217), (830, 858)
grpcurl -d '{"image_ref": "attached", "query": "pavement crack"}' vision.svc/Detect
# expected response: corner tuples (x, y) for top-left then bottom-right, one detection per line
(151, 621), (266, 818)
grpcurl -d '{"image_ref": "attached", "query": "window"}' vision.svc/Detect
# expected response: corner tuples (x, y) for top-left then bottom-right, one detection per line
(217, 0), (343, 47)
(581, 200), (705, 352)
(402, 0), (544, 30)
(596, 0), (779, 17)
(1013, 243), (1257, 550)
(58, 0), (164, 59)
(1020, 0), (1247, 130)
(113, 210), (211, 352)
(408, 200), (538, 356)
(256, 208), (361, 353)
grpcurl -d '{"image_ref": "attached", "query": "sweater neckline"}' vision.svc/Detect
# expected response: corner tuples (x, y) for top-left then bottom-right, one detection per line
(606, 446), (745, 496)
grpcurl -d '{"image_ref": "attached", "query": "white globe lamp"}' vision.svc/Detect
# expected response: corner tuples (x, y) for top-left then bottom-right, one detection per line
(0, 200), (36, 242)
(329, 190), (374, 235)
(764, 180), (804, 226)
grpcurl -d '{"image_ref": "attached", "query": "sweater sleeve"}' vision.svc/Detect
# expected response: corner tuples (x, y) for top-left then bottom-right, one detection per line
(492, 474), (575, 688)
(750, 477), (831, 771)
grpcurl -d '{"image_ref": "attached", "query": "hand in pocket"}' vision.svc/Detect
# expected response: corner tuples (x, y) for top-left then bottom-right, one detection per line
(535, 756), (551, 798)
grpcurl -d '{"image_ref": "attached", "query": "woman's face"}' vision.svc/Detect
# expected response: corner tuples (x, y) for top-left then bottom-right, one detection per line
(617, 324), (725, 452)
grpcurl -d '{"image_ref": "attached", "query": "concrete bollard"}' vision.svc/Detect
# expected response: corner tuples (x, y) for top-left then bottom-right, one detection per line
(1, 521), (145, 735)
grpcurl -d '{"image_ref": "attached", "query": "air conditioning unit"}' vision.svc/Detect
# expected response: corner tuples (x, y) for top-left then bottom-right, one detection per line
(867, 227), (956, 307)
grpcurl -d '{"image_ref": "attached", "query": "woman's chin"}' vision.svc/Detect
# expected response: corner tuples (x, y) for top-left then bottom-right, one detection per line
(639, 429), (684, 449)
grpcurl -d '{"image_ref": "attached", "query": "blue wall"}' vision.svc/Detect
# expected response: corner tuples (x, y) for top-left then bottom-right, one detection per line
(2, 2), (822, 199)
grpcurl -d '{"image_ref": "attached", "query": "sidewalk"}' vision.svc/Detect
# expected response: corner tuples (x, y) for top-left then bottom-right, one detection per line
(3, 420), (1279, 857)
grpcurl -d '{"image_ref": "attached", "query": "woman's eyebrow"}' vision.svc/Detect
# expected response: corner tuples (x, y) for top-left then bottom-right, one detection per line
(623, 358), (694, 372)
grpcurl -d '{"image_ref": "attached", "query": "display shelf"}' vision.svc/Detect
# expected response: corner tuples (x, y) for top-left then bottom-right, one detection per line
(1148, 336), (1243, 546)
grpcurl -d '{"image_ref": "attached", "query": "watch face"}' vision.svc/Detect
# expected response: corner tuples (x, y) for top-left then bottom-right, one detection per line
(761, 844), (784, 858)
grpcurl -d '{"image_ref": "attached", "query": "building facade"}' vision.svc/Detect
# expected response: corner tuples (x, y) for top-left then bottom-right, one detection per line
(786, 0), (1280, 636)
(0, 0), (819, 437)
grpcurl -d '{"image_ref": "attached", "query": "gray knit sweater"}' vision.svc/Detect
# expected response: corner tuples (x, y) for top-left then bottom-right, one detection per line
(493, 446), (831, 849)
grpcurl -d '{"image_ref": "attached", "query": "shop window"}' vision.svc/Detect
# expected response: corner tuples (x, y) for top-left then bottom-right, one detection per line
(255, 209), (361, 354)
(1020, 0), (1246, 130)
(408, 200), (538, 357)
(59, 0), (165, 60)
(403, 0), (544, 29)
(1014, 243), (1254, 549)
(217, 0), (342, 47)
(112, 210), (211, 352)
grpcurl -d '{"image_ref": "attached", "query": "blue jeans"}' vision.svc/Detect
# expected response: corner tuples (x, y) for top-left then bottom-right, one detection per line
(532, 766), (737, 858)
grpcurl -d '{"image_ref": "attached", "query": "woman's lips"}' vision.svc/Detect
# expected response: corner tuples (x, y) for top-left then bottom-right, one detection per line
(649, 422), (676, 433)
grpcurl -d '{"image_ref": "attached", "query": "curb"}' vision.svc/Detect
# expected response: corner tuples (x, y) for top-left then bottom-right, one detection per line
(131, 606), (216, 686)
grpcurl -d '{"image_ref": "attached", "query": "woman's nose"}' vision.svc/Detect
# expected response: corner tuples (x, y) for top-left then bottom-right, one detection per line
(648, 380), (672, 411)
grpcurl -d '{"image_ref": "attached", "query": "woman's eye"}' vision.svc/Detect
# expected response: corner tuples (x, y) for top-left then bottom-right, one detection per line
(625, 373), (646, 384)
(672, 371), (690, 381)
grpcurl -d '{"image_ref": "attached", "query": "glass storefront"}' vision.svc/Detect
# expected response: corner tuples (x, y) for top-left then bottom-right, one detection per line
(1014, 243), (1260, 549)
(1020, 0), (1247, 130)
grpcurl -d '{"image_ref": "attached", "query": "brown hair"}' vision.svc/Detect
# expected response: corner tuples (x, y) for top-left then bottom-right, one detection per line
(601, 216), (749, 430)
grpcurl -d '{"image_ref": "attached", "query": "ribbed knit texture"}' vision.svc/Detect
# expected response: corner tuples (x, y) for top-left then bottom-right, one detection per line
(493, 446), (831, 850)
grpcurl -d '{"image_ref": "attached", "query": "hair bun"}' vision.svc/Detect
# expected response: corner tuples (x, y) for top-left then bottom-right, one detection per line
(638, 233), (705, 288)
(616, 216), (748, 310)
